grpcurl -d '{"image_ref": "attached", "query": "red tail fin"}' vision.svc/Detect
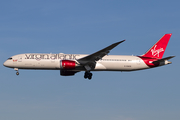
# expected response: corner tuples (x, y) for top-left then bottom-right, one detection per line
(142, 33), (172, 59)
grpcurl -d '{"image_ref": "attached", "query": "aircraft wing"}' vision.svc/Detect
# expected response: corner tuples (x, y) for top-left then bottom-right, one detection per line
(77, 40), (125, 71)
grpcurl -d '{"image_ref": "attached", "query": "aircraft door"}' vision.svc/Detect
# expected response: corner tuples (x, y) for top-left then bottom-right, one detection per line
(136, 58), (141, 65)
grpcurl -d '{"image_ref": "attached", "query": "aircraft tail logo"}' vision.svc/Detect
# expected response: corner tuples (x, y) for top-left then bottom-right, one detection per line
(142, 33), (172, 59)
(151, 45), (164, 57)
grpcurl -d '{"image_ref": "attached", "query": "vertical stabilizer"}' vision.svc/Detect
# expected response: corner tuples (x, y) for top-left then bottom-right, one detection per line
(142, 34), (172, 59)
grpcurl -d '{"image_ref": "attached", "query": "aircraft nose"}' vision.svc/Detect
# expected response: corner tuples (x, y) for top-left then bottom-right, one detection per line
(3, 60), (12, 68)
(3, 61), (8, 67)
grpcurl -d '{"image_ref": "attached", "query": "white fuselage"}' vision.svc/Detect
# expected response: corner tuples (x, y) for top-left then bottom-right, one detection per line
(3, 34), (173, 79)
(4, 53), (149, 71)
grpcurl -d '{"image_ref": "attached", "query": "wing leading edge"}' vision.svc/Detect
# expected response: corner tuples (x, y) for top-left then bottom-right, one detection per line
(77, 40), (125, 71)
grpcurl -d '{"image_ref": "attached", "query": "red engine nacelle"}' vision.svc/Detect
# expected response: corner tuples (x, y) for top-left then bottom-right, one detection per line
(60, 60), (76, 69)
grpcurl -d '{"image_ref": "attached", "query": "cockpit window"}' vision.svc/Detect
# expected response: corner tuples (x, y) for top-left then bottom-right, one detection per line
(7, 58), (12, 60)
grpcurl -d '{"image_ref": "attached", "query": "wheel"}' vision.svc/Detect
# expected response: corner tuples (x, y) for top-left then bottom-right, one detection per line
(88, 73), (92, 80)
(84, 72), (89, 79)
(88, 75), (92, 80)
(84, 71), (93, 80)
(84, 74), (88, 79)
(16, 72), (19, 75)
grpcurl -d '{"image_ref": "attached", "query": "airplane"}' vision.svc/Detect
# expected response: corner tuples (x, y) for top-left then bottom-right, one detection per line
(3, 33), (175, 80)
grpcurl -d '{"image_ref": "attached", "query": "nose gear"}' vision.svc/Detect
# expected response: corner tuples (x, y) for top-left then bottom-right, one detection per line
(14, 68), (19, 76)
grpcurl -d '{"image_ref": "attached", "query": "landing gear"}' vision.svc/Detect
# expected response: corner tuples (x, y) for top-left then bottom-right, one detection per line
(14, 68), (19, 76)
(84, 71), (92, 80)
(16, 72), (19, 75)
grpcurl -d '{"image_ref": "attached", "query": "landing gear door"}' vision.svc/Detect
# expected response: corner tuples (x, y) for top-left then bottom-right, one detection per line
(18, 56), (22, 62)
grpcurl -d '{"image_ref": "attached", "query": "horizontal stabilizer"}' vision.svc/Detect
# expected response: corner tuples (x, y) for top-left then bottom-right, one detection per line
(152, 56), (175, 64)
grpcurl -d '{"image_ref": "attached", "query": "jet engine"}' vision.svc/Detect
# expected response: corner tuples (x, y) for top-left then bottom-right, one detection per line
(60, 60), (76, 69)
(60, 70), (77, 76)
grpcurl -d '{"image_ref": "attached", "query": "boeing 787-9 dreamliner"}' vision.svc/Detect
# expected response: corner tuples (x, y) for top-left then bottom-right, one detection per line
(3, 34), (174, 80)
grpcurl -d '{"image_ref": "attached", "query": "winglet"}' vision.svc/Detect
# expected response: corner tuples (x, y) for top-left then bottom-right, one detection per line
(107, 40), (125, 50)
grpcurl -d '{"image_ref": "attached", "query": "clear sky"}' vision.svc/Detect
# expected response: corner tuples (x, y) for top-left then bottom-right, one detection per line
(0, 0), (180, 120)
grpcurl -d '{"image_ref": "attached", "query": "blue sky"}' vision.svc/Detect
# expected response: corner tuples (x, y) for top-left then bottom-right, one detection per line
(0, 0), (180, 120)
